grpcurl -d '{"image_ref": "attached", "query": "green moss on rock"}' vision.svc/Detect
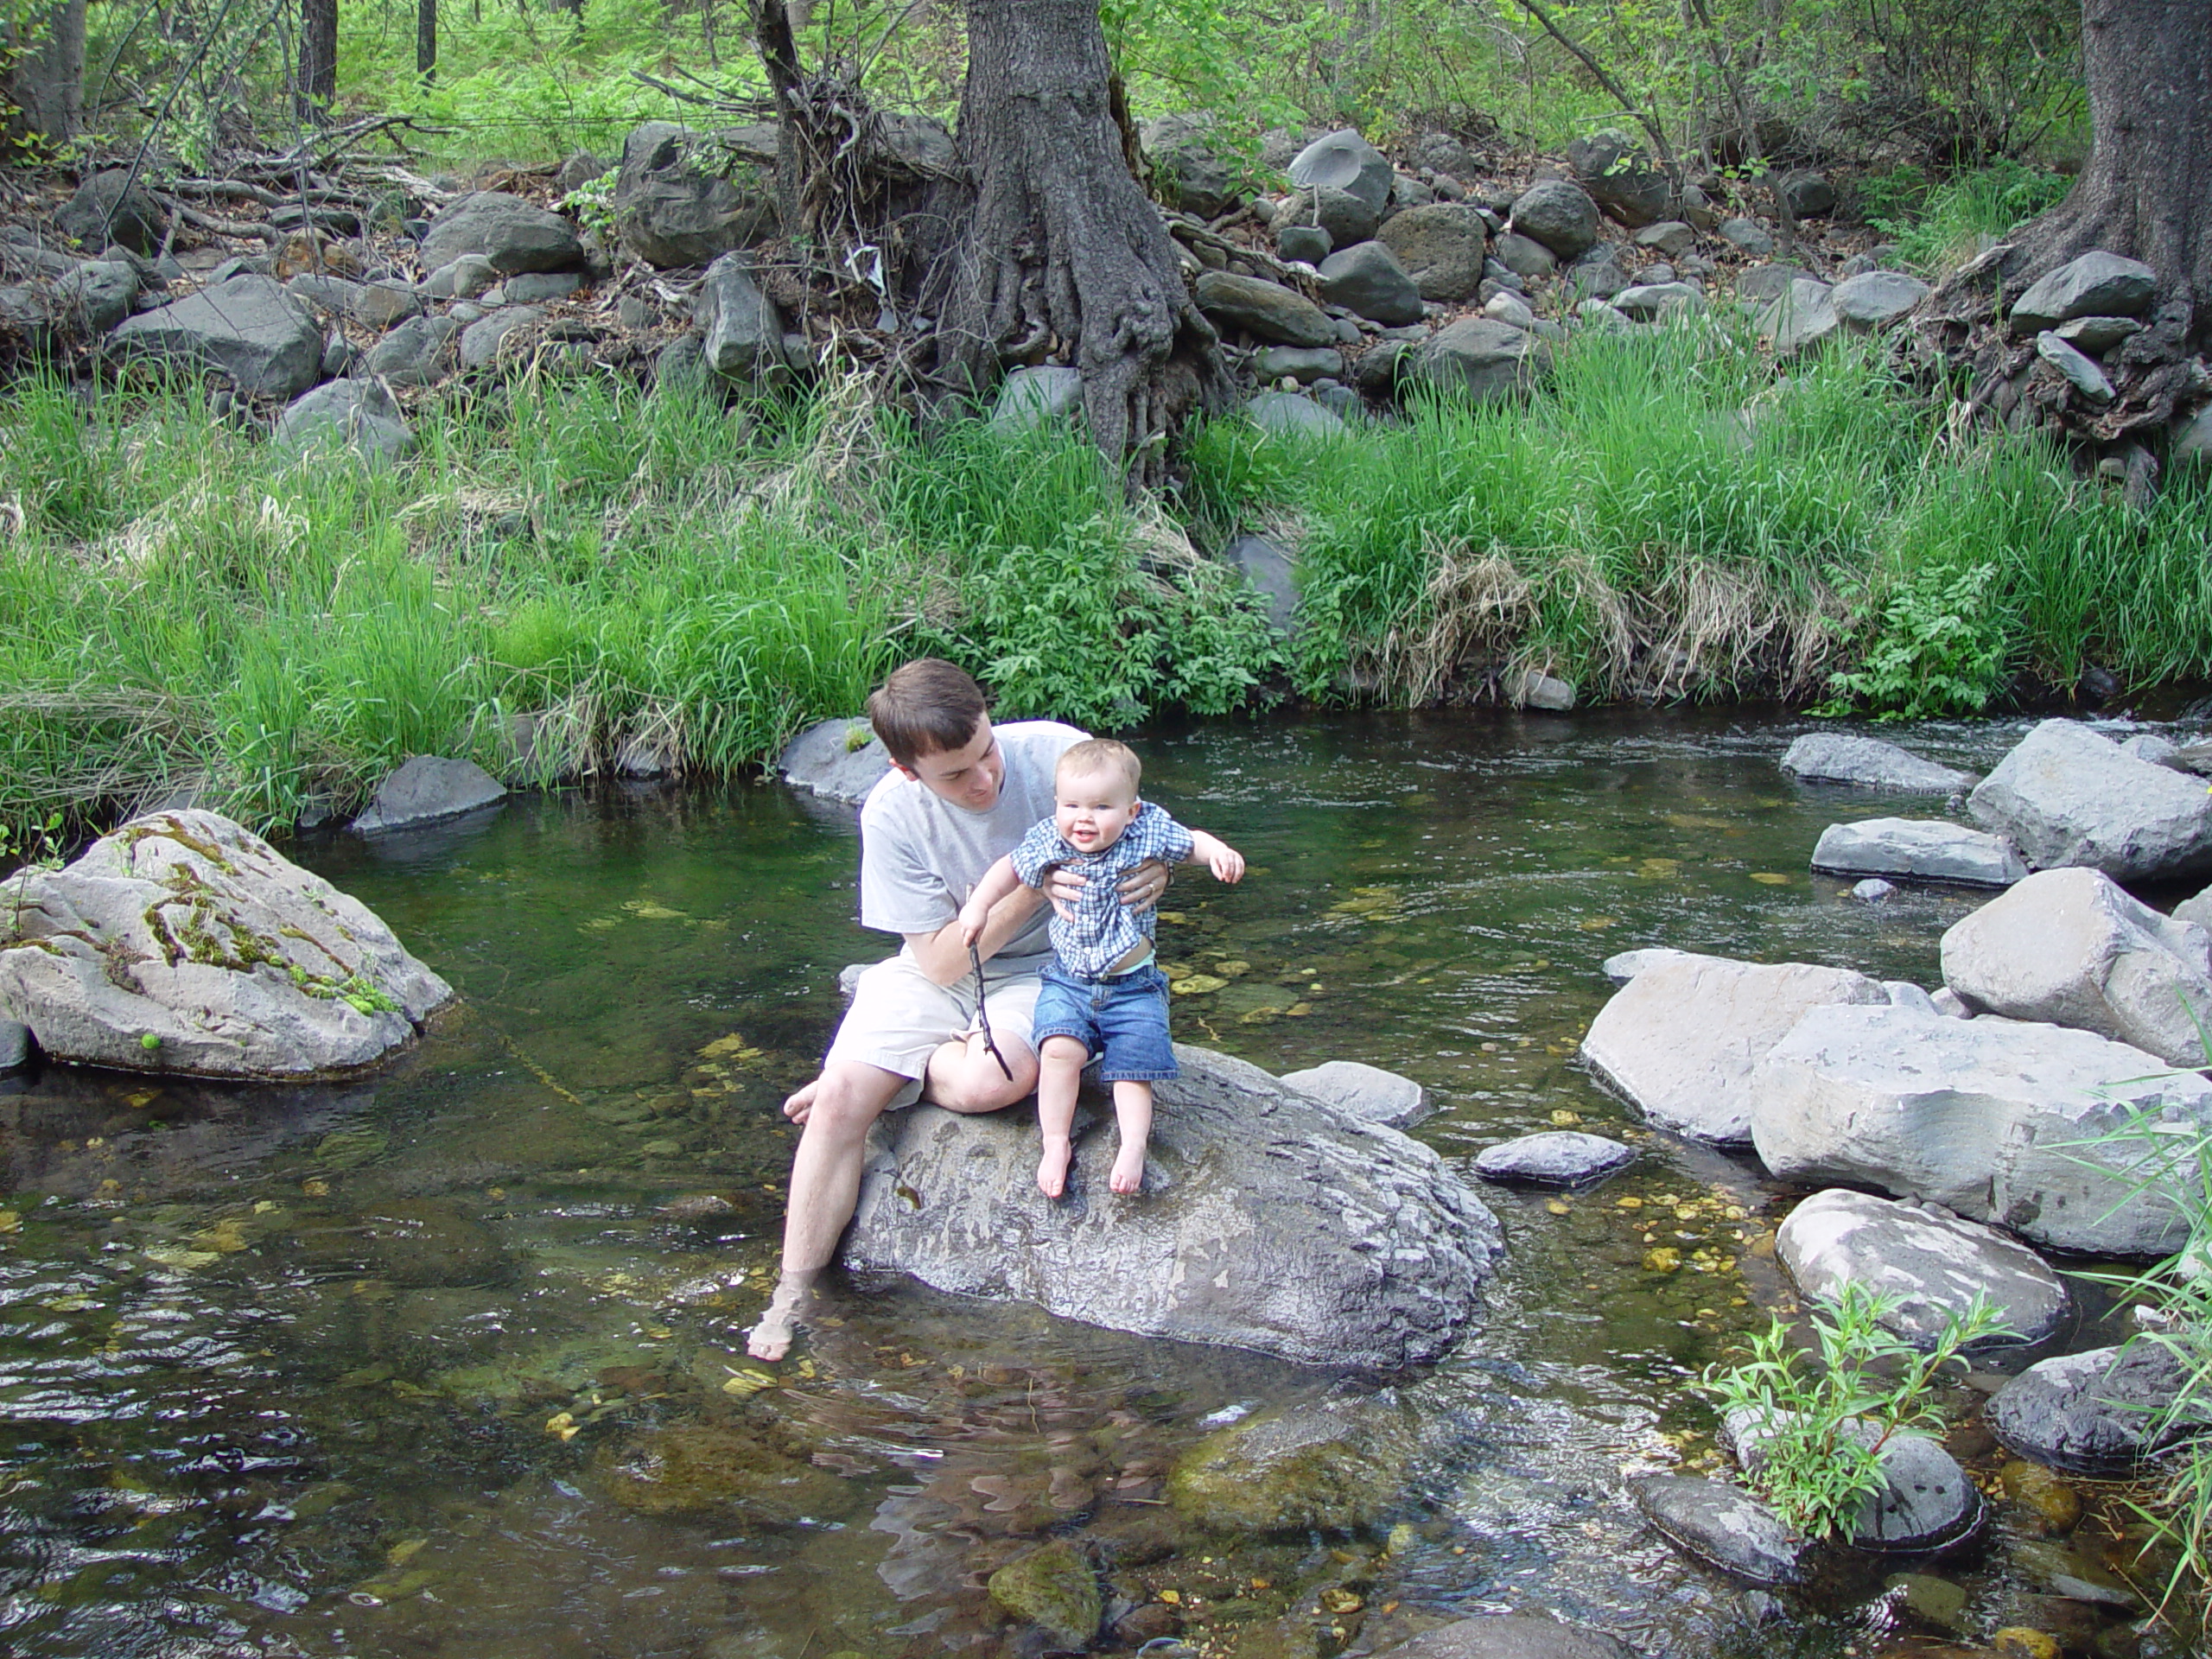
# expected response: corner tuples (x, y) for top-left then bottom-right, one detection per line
(599, 1413), (855, 1528)
(987, 1540), (1101, 1647)
(1167, 1395), (1418, 1535)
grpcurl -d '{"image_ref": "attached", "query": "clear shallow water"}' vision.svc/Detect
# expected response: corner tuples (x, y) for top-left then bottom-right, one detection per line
(0, 710), (2178, 1658)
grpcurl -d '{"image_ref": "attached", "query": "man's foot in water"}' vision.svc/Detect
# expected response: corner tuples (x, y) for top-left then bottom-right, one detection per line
(1037, 1135), (1073, 1199)
(747, 1274), (816, 1362)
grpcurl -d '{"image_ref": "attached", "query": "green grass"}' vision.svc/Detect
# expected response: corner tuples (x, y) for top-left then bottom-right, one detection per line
(1868, 158), (2075, 276)
(6, 325), (2212, 846)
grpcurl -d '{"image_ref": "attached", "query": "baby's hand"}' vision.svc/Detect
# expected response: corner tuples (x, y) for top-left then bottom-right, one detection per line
(957, 898), (989, 947)
(1208, 844), (1245, 884)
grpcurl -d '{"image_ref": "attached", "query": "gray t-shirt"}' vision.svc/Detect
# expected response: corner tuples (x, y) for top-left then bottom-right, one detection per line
(856, 720), (1088, 959)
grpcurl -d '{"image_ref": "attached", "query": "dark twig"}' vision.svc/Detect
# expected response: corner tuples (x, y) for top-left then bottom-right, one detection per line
(1505, 0), (1681, 184)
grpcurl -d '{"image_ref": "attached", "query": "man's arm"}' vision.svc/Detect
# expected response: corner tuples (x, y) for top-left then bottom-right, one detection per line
(908, 880), (1046, 986)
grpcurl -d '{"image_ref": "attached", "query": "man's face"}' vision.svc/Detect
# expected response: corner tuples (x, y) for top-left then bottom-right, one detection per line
(898, 719), (1004, 812)
(1052, 767), (1141, 854)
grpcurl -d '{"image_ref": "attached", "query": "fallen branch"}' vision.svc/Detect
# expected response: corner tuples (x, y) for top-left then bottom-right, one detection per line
(1505, 0), (1681, 185)
(158, 196), (287, 245)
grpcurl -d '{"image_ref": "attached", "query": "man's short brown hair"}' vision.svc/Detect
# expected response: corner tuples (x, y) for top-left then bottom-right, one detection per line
(868, 658), (990, 766)
(1056, 738), (1141, 794)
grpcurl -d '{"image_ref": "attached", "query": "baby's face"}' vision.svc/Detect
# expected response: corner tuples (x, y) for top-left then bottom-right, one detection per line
(1054, 767), (1141, 854)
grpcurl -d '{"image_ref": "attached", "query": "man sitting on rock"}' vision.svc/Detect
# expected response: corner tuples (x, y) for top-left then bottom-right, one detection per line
(747, 659), (1170, 1361)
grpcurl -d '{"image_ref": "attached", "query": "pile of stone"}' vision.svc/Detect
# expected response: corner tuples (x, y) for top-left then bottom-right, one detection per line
(1589, 716), (2212, 1586)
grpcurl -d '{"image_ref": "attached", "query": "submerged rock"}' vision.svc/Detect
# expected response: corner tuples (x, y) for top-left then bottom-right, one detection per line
(1748, 1003), (2212, 1256)
(1940, 867), (2212, 1065)
(1776, 1188), (2069, 1350)
(599, 1409), (856, 1527)
(1986, 1342), (2196, 1476)
(1373, 1614), (1637, 1658)
(988, 1539), (1102, 1648)
(1781, 734), (1970, 793)
(1278, 1058), (1428, 1127)
(1630, 1475), (1806, 1585)
(1168, 1390), (1418, 1533)
(1968, 719), (2212, 882)
(0, 810), (452, 1079)
(842, 1045), (1503, 1368)
(1580, 955), (1889, 1143)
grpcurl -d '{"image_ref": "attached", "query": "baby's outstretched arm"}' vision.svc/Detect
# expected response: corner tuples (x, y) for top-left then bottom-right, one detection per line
(1185, 830), (1245, 885)
(958, 854), (1026, 946)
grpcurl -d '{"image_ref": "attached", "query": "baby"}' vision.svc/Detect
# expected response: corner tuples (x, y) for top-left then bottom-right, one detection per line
(958, 738), (1244, 1198)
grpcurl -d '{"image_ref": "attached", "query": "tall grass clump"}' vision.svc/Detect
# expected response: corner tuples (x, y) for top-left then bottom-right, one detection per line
(1872, 158), (2073, 276)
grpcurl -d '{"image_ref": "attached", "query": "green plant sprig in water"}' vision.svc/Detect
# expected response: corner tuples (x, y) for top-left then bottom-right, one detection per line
(1697, 1281), (2013, 1541)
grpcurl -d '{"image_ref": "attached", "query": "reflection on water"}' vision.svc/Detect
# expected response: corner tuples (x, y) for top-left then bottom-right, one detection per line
(0, 711), (2177, 1657)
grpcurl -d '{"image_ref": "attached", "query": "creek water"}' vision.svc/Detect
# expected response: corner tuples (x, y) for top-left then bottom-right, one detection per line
(0, 711), (2178, 1659)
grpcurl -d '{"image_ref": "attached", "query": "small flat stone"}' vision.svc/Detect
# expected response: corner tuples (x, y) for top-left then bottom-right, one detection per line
(1473, 1131), (1636, 1186)
(1277, 1058), (1427, 1126)
(1782, 732), (1970, 792)
(1630, 1475), (1806, 1585)
(351, 756), (506, 835)
(1853, 878), (1897, 902)
(1811, 818), (2028, 887)
(2035, 332), (2115, 405)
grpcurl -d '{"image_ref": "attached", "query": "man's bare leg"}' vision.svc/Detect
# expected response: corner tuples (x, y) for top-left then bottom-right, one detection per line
(1033, 1037), (1090, 1198)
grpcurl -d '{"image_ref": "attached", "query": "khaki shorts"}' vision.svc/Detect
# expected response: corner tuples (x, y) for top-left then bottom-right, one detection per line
(825, 950), (1047, 1109)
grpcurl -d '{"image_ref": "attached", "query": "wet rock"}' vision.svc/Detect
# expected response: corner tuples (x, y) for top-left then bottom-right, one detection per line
(778, 716), (891, 804)
(1782, 734), (1973, 792)
(364, 315), (461, 385)
(1986, 1342), (2195, 1475)
(1196, 270), (1337, 347)
(1759, 278), (1839, 356)
(601, 1412), (855, 1527)
(1718, 218), (1774, 258)
(107, 275), (323, 398)
(696, 255), (789, 385)
(1144, 113), (1238, 219)
(1473, 1130), (1636, 1187)
(1508, 181), (1599, 260)
(1776, 1188), (2069, 1349)
(1169, 1391), (1417, 1533)
(2036, 333), (2115, 405)
(988, 1538), (1102, 1648)
(1376, 203), (1490, 302)
(1414, 317), (1551, 404)
(1247, 391), (1346, 440)
(0, 810), (452, 1080)
(419, 190), (585, 276)
(1315, 240), (1424, 326)
(1888, 1572), (1970, 1630)
(1810, 819), (2028, 888)
(1726, 1410), (1982, 1553)
(57, 169), (170, 256)
(990, 365), (1084, 432)
(272, 378), (414, 467)
(844, 1045), (1504, 1369)
(1611, 282), (1704, 320)
(1941, 868), (2212, 1065)
(1278, 1058), (1427, 1127)
(1747, 1003), (2212, 1256)
(352, 756), (505, 835)
(1832, 270), (1930, 331)
(2000, 1461), (2083, 1534)
(1630, 1475), (1805, 1585)
(1371, 1613), (1637, 1659)
(359, 1197), (510, 1286)
(2009, 252), (2158, 335)
(1580, 955), (1889, 1144)
(612, 122), (779, 270)
(1969, 718), (2212, 881)
(1287, 130), (1395, 213)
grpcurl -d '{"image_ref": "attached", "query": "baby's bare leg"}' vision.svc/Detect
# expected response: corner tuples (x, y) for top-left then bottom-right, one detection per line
(1035, 1035), (1090, 1198)
(1109, 1080), (1154, 1194)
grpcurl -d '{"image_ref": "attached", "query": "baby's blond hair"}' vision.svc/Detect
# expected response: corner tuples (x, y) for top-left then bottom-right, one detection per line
(1056, 737), (1141, 794)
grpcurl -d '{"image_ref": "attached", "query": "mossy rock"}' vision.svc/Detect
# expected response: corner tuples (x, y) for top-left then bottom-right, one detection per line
(987, 1539), (1101, 1648)
(599, 1411), (854, 1527)
(1168, 1393), (1417, 1535)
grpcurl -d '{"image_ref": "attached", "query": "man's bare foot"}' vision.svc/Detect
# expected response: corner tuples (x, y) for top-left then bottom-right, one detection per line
(782, 1077), (819, 1125)
(1038, 1135), (1073, 1199)
(1110, 1136), (1147, 1195)
(746, 1277), (813, 1361)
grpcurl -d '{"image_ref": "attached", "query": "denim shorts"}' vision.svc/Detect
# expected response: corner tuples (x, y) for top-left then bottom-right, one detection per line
(1031, 959), (1179, 1083)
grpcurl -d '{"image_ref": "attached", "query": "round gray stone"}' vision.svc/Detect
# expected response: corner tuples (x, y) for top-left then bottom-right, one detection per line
(1987, 1341), (2195, 1475)
(1472, 1131), (1636, 1186)
(1278, 1058), (1427, 1127)
(1509, 180), (1599, 260)
(1630, 1475), (1806, 1585)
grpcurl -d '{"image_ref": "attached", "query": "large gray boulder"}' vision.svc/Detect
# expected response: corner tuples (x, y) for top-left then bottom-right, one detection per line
(1373, 1615), (1637, 1659)
(1414, 317), (1551, 404)
(1986, 1342), (2196, 1475)
(1316, 239), (1424, 325)
(1758, 277), (1839, 356)
(0, 810), (453, 1080)
(1277, 1058), (1427, 1127)
(1194, 270), (1336, 347)
(1287, 130), (1395, 213)
(843, 1045), (1504, 1368)
(779, 716), (892, 804)
(1747, 1003), (2212, 1256)
(56, 168), (169, 256)
(1580, 955), (1889, 1143)
(613, 122), (779, 270)
(1782, 733), (1971, 792)
(1725, 1410), (1981, 1553)
(1776, 1188), (2069, 1349)
(1831, 270), (1929, 331)
(1809, 819), (2027, 888)
(272, 378), (415, 467)
(1968, 718), (2212, 882)
(1508, 180), (1599, 260)
(351, 756), (506, 834)
(1376, 203), (1489, 302)
(1940, 868), (2212, 1064)
(2009, 251), (2158, 335)
(418, 191), (583, 276)
(107, 276), (322, 398)
(1142, 114), (1238, 219)
(695, 254), (790, 385)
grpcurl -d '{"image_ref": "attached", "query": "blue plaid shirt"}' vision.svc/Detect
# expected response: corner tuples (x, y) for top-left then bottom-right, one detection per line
(1009, 804), (1193, 977)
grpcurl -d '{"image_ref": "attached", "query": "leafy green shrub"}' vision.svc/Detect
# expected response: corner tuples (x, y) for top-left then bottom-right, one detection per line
(1700, 1281), (2012, 1541)
(1815, 561), (2011, 721)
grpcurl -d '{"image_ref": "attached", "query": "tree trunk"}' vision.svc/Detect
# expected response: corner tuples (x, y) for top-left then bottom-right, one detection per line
(296, 0), (338, 122)
(2, 0), (87, 149)
(924, 0), (1230, 484)
(417, 0), (436, 80)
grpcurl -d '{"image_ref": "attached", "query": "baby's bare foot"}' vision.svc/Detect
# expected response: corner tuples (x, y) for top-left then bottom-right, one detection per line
(1038, 1135), (1073, 1199)
(1110, 1136), (1148, 1194)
